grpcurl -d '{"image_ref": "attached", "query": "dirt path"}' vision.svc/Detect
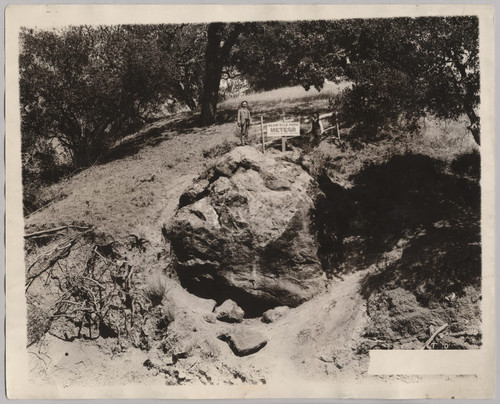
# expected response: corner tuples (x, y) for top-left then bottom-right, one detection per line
(28, 335), (167, 388)
(254, 269), (370, 383)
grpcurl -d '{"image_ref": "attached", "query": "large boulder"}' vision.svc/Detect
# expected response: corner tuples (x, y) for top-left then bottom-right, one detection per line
(167, 146), (329, 315)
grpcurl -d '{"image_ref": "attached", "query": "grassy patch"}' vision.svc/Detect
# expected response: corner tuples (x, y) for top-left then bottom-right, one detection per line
(145, 272), (170, 307)
(219, 81), (351, 111)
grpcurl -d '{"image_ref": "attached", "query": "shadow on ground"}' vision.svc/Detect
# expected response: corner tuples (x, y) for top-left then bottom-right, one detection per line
(331, 152), (482, 349)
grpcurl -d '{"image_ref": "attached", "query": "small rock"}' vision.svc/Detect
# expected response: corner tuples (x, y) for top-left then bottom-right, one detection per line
(145, 348), (174, 370)
(162, 284), (216, 319)
(467, 328), (480, 336)
(163, 355), (175, 366)
(215, 299), (244, 323)
(176, 370), (187, 381)
(173, 349), (189, 360)
(172, 340), (193, 359)
(218, 329), (267, 356)
(203, 313), (217, 324)
(261, 306), (290, 323)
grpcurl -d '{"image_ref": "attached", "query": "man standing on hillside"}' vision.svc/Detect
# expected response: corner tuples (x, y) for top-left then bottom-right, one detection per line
(237, 101), (252, 145)
(310, 112), (324, 146)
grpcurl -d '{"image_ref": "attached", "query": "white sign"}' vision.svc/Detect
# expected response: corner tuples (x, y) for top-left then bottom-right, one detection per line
(266, 121), (300, 137)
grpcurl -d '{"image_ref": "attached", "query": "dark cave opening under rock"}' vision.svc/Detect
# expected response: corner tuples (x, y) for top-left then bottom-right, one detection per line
(176, 267), (284, 318)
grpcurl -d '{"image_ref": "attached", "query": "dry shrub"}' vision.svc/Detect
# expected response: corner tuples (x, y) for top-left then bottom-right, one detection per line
(27, 296), (51, 347)
(363, 288), (442, 342)
(25, 231), (153, 343)
(145, 272), (170, 307)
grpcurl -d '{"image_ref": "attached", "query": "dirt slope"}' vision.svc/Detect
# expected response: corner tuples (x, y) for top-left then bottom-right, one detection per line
(258, 268), (371, 383)
(25, 119), (240, 246)
(25, 114), (375, 385)
(24, 107), (481, 387)
(28, 268), (372, 386)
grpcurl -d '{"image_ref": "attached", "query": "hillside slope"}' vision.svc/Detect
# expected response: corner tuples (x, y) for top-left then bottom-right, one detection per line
(24, 98), (481, 387)
(26, 119), (239, 245)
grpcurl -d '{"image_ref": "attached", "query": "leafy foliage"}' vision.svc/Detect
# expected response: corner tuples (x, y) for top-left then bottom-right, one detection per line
(232, 21), (346, 92)
(415, 17), (480, 143)
(232, 18), (480, 144)
(21, 26), (178, 168)
(322, 17), (479, 143)
(20, 24), (208, 212)
(19, 17), (481, 211)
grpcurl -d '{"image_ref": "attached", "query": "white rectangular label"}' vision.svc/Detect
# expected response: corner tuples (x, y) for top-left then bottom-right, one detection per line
(368, 350), (483, 375)
(266, 121), (300, 137)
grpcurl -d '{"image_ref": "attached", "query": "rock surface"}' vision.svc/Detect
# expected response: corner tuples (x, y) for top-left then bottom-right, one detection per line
(203, 313), (217, 324)
(215, 299), (245, 323)
(167, 146), (329, 314)
(262, 306), (290, 323)
(218, 329), (267, 356)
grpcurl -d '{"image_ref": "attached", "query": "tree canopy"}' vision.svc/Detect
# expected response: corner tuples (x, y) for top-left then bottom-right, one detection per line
(20, 16), (480, 188)
(331, 17), (480, 143)
(231, 17), (479, 143)
(20, 25), (208, 169)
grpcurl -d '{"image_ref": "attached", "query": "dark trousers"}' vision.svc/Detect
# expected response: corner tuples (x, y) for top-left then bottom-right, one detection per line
(240, 120), (250, 144)
(311, 129), (321, 146)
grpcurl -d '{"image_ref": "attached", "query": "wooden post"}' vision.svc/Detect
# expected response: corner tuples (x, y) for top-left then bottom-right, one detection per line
(261, 116), (265, 153)
(282, 116), (286, 152)
(335, 111), (340, 141)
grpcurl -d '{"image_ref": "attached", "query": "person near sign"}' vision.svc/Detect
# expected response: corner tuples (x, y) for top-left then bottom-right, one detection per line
(237, 101), (252, 145)
(310, 112), (324, 145)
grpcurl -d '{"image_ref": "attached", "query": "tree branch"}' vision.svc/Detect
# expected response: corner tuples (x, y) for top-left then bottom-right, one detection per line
(24, 225), (90, 239)
(220, 24), (244, 60)
(221, 70), (242, 79)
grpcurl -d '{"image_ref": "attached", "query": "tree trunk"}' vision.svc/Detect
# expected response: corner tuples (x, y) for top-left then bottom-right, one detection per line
(470, 125), (480, 146)
(72, 124), (104, 168)
(199, 23), (242, 126)
(462, 93), (480, 146)
(200, 23), (224, 126)
(175, 82), (197, 111)
(453, 59), (480, 146)
(465, 105), (480, 146)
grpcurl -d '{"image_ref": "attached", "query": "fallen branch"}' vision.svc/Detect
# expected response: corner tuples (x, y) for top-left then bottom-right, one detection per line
(94, 249), (111, 265)
(25, 233), (87, 291)
(448, 328), (481, 338)
(319, 112), (334, 120)
(27, 234), (76, 274)
(25, 199), (57, 218)
(187, 359), (199, 371)
(28, 351), (48, 366)
(24, 225), (90, 239)
(422, 324), (448, 350)
(317, 355), (334, 363)
(81, 276), (106, 289)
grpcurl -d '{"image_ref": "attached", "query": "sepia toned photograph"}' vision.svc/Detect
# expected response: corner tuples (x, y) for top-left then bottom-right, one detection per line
(5, 4), (495, 400)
